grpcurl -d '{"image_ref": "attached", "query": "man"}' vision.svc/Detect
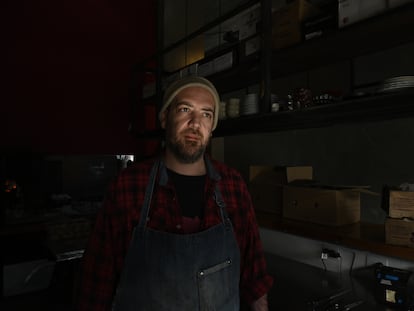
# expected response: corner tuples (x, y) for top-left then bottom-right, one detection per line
(76, 76), (273, 310)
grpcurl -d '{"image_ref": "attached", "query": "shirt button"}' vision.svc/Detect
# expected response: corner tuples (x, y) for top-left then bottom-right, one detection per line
(176, 224), (181, 229)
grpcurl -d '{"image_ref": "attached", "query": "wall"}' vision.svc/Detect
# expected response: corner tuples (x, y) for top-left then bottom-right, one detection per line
(162, 0), (414, 271)
(218, 42), (414, 224)
(260, 228), (414, 273)
(214, 40), (414, 270)
(3, 0), (155, 154)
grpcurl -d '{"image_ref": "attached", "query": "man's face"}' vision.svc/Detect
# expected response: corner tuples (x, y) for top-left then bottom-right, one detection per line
(161, 86), (215, 164)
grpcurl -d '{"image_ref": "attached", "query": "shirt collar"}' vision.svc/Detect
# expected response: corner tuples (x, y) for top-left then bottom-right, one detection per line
(158, 155), (221, 186)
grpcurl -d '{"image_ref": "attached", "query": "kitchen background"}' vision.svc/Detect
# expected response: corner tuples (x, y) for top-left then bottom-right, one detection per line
(2, 0), (414, 309)
(201, 0), (414, 291)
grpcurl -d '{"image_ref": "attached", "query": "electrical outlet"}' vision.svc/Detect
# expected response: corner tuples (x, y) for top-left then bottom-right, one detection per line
(321, 248), (341, 259)
(321, 248), (342, 273)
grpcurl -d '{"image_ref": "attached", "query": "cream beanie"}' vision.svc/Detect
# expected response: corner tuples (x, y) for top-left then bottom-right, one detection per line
(159, 76), (220, 130)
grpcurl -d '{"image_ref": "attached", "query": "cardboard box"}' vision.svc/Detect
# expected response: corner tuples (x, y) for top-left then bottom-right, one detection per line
(239, 35), (261, 60)
(303, 11), (338, 41)
(238, 3), (261, 41)
(197, 60), (214, 77)
(385, 217), (414, 248)
(338, 0), (387, 28)
(205, 3), (260, 54)
(388, 190), (414, 218)
(283, 185), (362, 226)
(163, 35), (204, 72)
(272, 0), (320, 50)
(213, 51), (233, 73)
(249, 166), (313, 215)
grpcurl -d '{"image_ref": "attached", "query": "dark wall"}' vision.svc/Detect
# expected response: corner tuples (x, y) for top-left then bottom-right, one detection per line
(3, 0), (156, 154)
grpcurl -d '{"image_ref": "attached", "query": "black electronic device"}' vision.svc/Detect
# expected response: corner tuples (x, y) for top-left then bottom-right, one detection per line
(374, 263), (414, 309)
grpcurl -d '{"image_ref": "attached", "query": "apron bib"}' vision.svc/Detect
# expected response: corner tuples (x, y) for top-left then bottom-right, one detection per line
(112, 161), (240, 311)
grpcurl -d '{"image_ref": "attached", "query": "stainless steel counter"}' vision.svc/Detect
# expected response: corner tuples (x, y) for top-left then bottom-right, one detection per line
(265, 252), (402, 311)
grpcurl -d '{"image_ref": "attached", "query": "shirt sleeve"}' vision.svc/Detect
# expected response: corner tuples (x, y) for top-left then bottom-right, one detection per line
(237, 176), (274, 305)
(75, 184), (120, 311)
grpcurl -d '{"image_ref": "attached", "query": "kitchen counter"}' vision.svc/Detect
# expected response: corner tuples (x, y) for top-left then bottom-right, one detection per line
(1, 214), (92, 264)
(265, 252), (407, 310)
(0, 215), (406, 311)
(0, 251), (402, 310)
(0, 213), (92, 310)
(256, 212), (414, 263)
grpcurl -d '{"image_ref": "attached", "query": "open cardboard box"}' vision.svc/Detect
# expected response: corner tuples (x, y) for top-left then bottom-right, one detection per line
(283, 183), (378, 226)
(249, 166), (313, 216)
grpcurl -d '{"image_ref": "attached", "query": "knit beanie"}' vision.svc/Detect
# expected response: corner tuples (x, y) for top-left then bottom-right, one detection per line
(159, 76), (220, 130)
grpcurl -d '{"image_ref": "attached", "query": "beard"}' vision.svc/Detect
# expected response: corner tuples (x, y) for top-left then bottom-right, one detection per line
(165, 129), (210, 164)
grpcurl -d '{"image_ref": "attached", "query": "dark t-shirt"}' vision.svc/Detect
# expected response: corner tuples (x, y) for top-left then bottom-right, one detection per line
(167, 168), (206, 219)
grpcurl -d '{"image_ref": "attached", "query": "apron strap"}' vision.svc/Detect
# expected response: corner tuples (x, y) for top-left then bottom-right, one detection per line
(138, 160), (160, 229)
(214, 184), (232, 228)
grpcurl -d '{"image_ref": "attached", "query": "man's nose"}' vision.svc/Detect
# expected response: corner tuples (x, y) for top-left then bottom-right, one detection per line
(189, 112), (201, 128)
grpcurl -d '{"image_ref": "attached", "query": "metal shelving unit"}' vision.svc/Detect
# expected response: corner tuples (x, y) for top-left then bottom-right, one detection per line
(130, 0), (414, 262)
(132, 2), (414, 139)
(215, 89), (414, 136)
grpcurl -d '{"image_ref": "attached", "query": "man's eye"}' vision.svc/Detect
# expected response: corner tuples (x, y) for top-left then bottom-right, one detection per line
(203, 112), (213, 119)
(179, 107), (189, 112)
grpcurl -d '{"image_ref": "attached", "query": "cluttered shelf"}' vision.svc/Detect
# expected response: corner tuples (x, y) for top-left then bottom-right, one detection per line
(132, 2), (414, 139)
(172, 2), (414, 95)
(189, 2), (414, 96)
(133, 89), (414, 139)
(266, 2), (414, 80)
(256, 211), (414, 262)
(214, 89), (414, 137)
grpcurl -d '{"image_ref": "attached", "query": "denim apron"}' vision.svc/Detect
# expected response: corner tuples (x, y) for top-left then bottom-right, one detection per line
(112, 161), (240, 311)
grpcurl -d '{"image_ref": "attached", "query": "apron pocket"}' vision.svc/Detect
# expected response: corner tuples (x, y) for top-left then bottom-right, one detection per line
(197, 258), (239, 311)
(199, 259), (232, 276)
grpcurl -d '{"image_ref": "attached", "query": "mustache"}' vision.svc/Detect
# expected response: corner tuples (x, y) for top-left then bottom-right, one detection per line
(182, 129), (202, 138)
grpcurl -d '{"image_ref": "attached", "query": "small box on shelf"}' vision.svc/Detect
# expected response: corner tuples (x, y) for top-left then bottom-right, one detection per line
(272, 0), (321, 50)
(385, 217), (414, 248)
(388, 190), (414, 218)
(197, 61), (215, 77)
(249, 165), (313, 216)
(382, 187), (414, 219)
(338, 0), (387, 28)
(213, 51), (234, 73)
(239, 35), (261, 61)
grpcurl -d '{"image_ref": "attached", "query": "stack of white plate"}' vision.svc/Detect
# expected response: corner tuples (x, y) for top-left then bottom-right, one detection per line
(226, 98), (240, 118)
(378, 76), (414, 93)
(240, 93), (259, 116)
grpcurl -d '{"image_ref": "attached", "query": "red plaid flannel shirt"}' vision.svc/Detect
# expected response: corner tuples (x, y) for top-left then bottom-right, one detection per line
(76, 156), (273, 310)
